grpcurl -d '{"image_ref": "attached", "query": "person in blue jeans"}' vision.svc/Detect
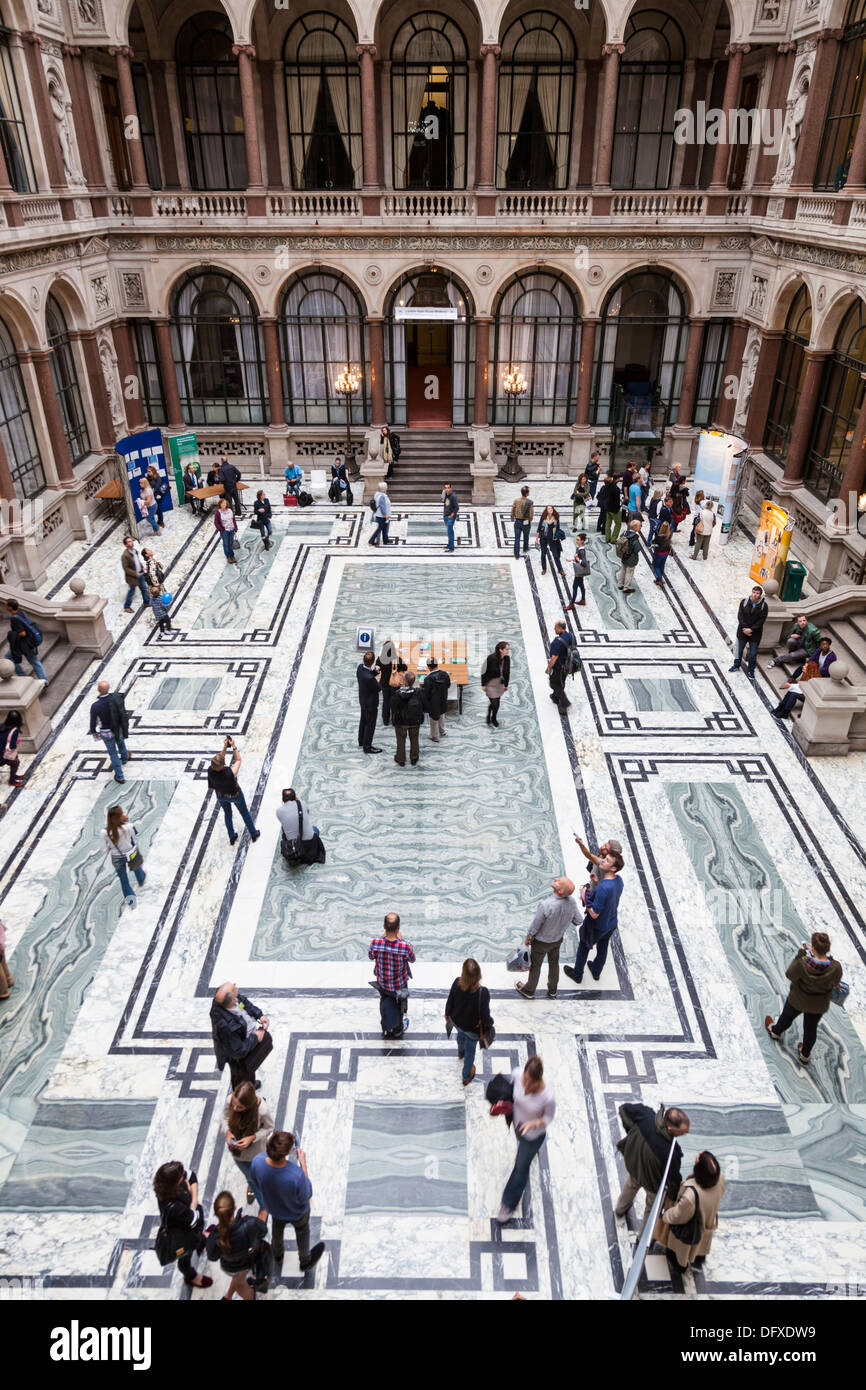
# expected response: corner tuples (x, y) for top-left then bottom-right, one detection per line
(729, 585), (768, 681)
(511, 486), (533, 557)
(445, 959), (494, 1086)
(368, 482), (391, 546)
(284, 463), (303, 497)
(495, 1057), (556, 1223)
(4, 599), (47, 683)
(214, 497), (238, 563)
(564, 851), (624, 984)
(101, 804), (146, 907)
(442, 482), (460, 552)
(207, 736), (260, 846)
(89, 679), (129, 783)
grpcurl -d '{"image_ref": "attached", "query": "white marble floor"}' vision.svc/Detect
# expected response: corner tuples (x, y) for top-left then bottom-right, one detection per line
(0, 479), (864, 1302)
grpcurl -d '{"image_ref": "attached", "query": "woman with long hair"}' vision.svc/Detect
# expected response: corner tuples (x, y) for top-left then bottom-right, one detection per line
(651, 522), (672, 586)
(141, 547), (173, 633)
(496, 1056), (556, 1224)
(765, 931), (844, 1064)
(571, 474), (588, 532)
(137, 477), (159, 536)
(153, 1160), (212, 1291)
(224, 1081), (274, 1209)
(481, 641), (510, 728)
(101, 804), (146, 908)
(445, 959), (494, 1086)
(214, 496), (238, 564)
(380, 426), (394, 479)
(205, 1189), (268, 1301)
(653, 1150), (726, 1275)
(535, 506), (565, 577)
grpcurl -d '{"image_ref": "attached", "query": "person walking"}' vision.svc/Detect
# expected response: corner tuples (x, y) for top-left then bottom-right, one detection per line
(535, 505), (565, 576)
(770, 614), (822, 669)
(563, 531), (590, 610)
(495, 1056), (555, 1223)
(141, 547), (174, 633)
(515, 875), (581, 1001)
(481, 640), (510, 727)
(153, 1161), (212, 1292)
(368, 481), (391, 546)
(214, 497), (238, 564)
(183, 461), (203, 515)
(638, 462), (650, 506)
(616, 518), (642, 592)
(646, 489), (664, 546)
(250, 1131), (326, 1274)
(210, 981), (273, 1088)
(602, 475), (623, 545)
(627, 471), (644, 521)
(651, 521), (673, 586)
(218, 455), (243, 513)
(137, 477), (160, 535)
(653, 1151), (726, 1276)
(224, 1080), (274, 1210)
(207, 736), (260, 845)
(89, 679), (130, 783)
(121, 536), (151, 612)
(596, 473), (610, 534)
(687, 490), (705, 547)
(546, 619), (576, 712)
(770, 659), (820, 720)
(765, 932), (844, 1065)
(563, 850), (624, 984)
(392, 669), (425, 766)
(356, 649), (382, 755)
(101, 803), (147, 909)
(377, 639), (394, 727)
(571, 473), (588, 531)
(510, 485), (533, 558)
(368, 911), (415, 1038)
(252, 490), (273, 549)
(690, 497), (716, 560)
(585, 449), (601, 504)
(442, 482), (460, 552)
(445, 959), (494, 1086)
(4, 599), (47, 684)
(729, 585), (768, 681)
(422, 658), (451, 741)
(0, 917), (13, 1001)
(614, 1103), (690, 1227)
(277, 787), (325, 864)
(204, 1191), (268, 1300)
(1, 710), (24, 787)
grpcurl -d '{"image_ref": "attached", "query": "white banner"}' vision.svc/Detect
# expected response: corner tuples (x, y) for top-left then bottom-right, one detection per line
(394, 306), (458, 322)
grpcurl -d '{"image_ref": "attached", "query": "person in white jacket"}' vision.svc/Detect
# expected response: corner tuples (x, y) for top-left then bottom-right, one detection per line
(102, 804), (146, 907)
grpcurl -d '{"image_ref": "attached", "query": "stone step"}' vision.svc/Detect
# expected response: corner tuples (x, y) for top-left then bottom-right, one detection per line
(827, 617), (866, 678)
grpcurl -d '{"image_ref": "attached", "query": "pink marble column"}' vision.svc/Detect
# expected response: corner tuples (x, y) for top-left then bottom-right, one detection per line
(574, 318), (598, 425)
(783, 350), (829, 483)
(473, 317), (491, 426)
(153, 319), (183, 429)
(232, 44), (264, 191)
(709, 44), (748, 190)
(22, 32), (66, 191)
(111, 320), (146, 432)
(25, 349), (75, 484)
(674, 319), (707, 428)
(368, 318), (386, 427)
(594, 44), (624, 189)
(73, 330), (116, 449)
(357, 44), (380, 195)
(477, 46), (500, 191)
(149, 60), (181, 189)
(109, 45), (149, 190)
(714, 319), (749, 432)
(790, 30), (843, 191)
(260, 318), (286, 427)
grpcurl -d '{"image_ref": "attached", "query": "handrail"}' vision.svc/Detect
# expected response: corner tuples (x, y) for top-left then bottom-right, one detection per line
(619, 1128), (677, 1301)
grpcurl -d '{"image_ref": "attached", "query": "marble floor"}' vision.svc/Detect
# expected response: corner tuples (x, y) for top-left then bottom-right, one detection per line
(0, 484), (865, 1301)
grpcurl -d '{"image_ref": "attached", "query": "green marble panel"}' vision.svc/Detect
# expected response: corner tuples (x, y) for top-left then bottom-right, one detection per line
(626, 677), (697, 713)
(681, 1104), (821, 1220)
(0, 1099), (156, 1211)
(281, 520), (336, 536)
(667, 781), (866, 1105)
(252, 561), (564, 961)
(345, 1099), (467, 1216)
(784, 1104), (866, 1222)
(150, 676), (221, 711)
(196, 534), (284, 628)
(584, 534), (655, 630)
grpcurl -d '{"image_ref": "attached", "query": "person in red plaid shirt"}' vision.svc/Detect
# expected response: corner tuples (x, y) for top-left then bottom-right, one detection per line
(369, 912), (416, 1039)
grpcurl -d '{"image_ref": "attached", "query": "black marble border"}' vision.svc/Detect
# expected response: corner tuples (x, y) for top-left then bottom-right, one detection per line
(581, 657), (754, 737)
(119, 656), (270, 737)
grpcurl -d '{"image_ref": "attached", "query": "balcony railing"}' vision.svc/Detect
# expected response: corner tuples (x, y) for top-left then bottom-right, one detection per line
(19, 196), (62, 224)
(796, 196), (835, 224)
(850, 199), (866, 228)
(496, 191), (590, 217)
(611, 191), (706, 217)
(269, 191), (361, 217)
(381, 191), (475, 217)
(154, 193), (247, 218)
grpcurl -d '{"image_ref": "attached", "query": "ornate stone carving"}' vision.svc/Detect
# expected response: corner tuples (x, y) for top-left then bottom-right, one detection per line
(774, 54), (814, 188)
(253, 264), (272, 285)
(78, 0), (101, 23)
(90, 274), (111, 313)
(364, 264), (383, 284)
(734, 329), (762, 427)
(748, 275), (767, 313)
(783, 241), (866, 274)
(97, 329), (124, 429)
(154, 232), (710, 255)
(46, 66), (83, 184)
(817, 283), (827, 308)
(713, 269), (739, 307)
(121, 271), (145, 308)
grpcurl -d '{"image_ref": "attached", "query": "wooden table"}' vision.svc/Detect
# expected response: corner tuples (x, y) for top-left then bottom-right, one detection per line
(94, 479), (124, 518)
(389, 638), (469, 713)
(188, 482), (250, 500)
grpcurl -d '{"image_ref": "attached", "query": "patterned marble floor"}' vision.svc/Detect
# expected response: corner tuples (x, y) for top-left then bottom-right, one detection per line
(0, 485), (865, 1301)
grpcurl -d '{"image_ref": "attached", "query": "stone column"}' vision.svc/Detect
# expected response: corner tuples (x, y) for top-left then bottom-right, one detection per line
(108, 45), (149, 191)
(745, 328), (784, 443)
(357, 44), (379, 208)
(0, 429), (17, 502)
(22, 32), (66, 191)
(62, 46), (101, 189)
(260, 318), (285, 428)
(782, 349), (829, 482)
(671, 59), (696, 188)
(368, 318), (386, 427)
(258, 59), (282, 190)
(111, 320), (146, 432)
(709, 44), (748, 190)
(574, 317), (598, 425)
(473, 317), (491, 427)
(153, 319), (183, 428)
(477, 45), (500, 199)
(714, 319), (749, 431)
(71, 330), (115, 449)
(838, 388), (866, 511)
(578, 59), (600, 186)
(675, 319), (708, 428)
(790, 31), (843, 191)
(841, 88), (866, 193)
(26, 349), (74, 484)
(755, 44), (795, 187)
(149, 60), (181, 189)
(681, 60), (713, 186)
(594, 44), (624, 189)
(232, 44), (264, 199)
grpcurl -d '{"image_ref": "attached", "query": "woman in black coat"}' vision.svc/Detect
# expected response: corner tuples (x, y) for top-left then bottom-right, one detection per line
(252, 490), (273, 549)
(205, 1190), (268, 1301)
(153, 1160), (212, 1291)
(481, 641), (510, 728)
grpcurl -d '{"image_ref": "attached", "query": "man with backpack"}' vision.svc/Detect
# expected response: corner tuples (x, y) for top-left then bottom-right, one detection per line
(392, 670), (425, 766)
(691, 499), (717, 561)
(89, 678), (130, 783)
(4, 599), (47, 684)
(615, 518), (643, 593)
(218, 454), (244, 514)
(546, 619), (577, 712)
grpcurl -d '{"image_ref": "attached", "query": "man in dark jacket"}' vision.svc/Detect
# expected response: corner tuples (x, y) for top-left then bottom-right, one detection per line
(218, 456), (243, 514)
(357, 649), (381, 755)
(5, 599), (47, 683)
(616, 518), (642, 593)
(422, 658), (451, 741)
(729, 585), (768, 680)
(393, 670), (425, 766)
(89, 679), (130, 783)
(442, 483), (460, 552)
(210, 980), (273, 1089)
(602, 476), (623, 545)
(615, 1103), (690, 1227)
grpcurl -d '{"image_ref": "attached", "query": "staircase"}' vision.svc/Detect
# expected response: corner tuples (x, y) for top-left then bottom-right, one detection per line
(760, 590), (866, 752)
(384, 429), (475, 503)
(38, 632), (98, 719)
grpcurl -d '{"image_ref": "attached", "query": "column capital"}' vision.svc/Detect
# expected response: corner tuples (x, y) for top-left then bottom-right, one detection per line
(602, 43), (625, 56)
(480, 44), (501, 59)
(365, 314), (385, 323)
(356, 44), (377, 59)
(777, 41), (797, 54)
(232, 44), (256, 59)
(816, 28), (844, 42)
(21, 31), (41, 48)
(62, 44), (82, 58)
(725, 43), (751, 56)
(108, 45), (133, 59)
(258, 314), (277, 325)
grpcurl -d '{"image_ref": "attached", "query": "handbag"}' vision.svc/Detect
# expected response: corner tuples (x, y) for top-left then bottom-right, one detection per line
(251, 1237), (275, 1294)
(506, 946), (531, 972)
(831, 979), (850, 1008)
(283, 493), (298, 507)
(477, 987), (496, 1050)
(127, 829), (143, 872)
(154, 1203), (203, 1267)
(668, 1183), (703, 1246)
(573, 548), (591, 577)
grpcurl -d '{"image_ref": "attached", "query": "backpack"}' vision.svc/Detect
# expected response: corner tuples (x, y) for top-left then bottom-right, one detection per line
(107, 691), (131, 739)
(615, 531), (630, 559)
(563, 638), (581, 677)
(17, 614), (42, 647)
(298, 491), (313, 508)
(280, 800), (304, 863)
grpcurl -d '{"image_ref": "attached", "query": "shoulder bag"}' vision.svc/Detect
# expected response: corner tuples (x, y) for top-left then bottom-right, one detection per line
(477, 987), (496, 1050)
(127, 827), (143, 873)
(668, 1182), (703, 1246)
(573, 547), (591, 577)
(154, 1202), (203, 1267)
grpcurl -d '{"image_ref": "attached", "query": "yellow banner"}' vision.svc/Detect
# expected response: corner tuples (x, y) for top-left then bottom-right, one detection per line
(749, 501), (792, 585)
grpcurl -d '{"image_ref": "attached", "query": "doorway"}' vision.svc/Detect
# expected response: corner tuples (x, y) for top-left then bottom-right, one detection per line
(406, 320), (453, 426)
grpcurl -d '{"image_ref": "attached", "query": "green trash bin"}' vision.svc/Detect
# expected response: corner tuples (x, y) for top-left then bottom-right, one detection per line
(780, 559), (807, 602)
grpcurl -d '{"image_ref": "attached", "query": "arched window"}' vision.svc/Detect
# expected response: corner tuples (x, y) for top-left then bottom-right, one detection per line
(279, 272), (368, 424)
(593, 270), (688, 426)
(0, 19), (35, 193)
(814, 0), (866, 191)
(496, 13), (575, 189)
(492, 270), (581, 424)
(176, 14), (246, 191)
(384, 271), (474, 426)
(0, 317), (44, 498)
(130, 320), (167, 426)
(765, 286), (812, 465)
(284, 14), (362, 190)
(612, 11), (684, 190)
(391, 14), (468, 190)
(46, 294), (90, 464)
(804, 298), (866, 502)
(171, 271), (266, 425)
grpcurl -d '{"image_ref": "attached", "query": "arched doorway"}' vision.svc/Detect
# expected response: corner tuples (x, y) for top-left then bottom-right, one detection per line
(592, 269), (689, 426)
(384, 270), (473, 426)
(805, 298), (866, 503)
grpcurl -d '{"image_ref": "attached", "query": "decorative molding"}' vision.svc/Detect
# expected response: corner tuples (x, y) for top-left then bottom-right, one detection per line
(97, 328), (125, 431)
(734, 327), (762, 428)
(120, 271), (145, 309)
(355, 44), (377, 59)
(479, 45), (501, 58)
(153, 233), (714, 254)
(602, 44), (626, 56)
(89, 274), (112, 314)
(231, 44), (256, 60)
(782, 241), (866, 274)
(747, 274), (768, 316)
(713, 269), (739, 308)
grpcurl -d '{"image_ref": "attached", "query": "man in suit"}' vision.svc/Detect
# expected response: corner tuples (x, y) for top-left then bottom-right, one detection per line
(357, 649), (382, 754)
(210, 981), (273, 1089)
(218, 455), (243, 514)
